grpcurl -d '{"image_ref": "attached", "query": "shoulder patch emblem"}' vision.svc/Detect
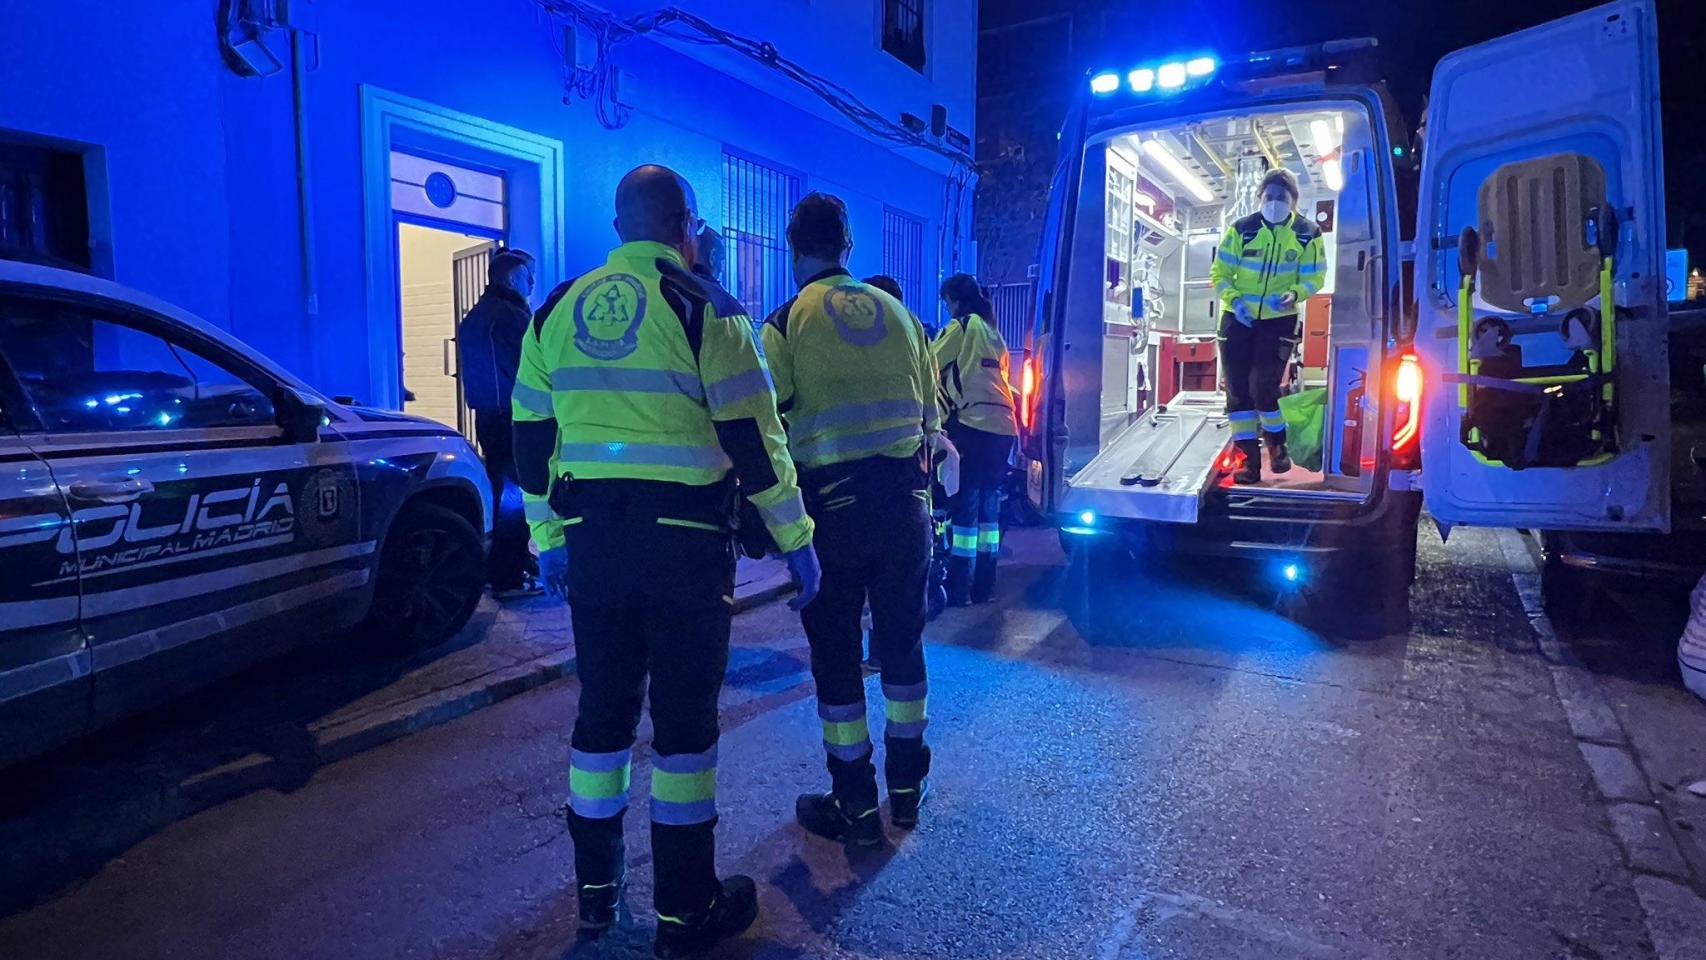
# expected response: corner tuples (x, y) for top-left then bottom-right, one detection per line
(1285, 250), (1299, 262)
(823, 286), (888, 347)
(574, 273), (646, 360)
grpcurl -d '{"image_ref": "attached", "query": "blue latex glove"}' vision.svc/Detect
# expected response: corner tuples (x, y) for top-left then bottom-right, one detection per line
(538, 545), (569, 600)
(1233, 300), (1255, 327)
(784, 545), (822, 611)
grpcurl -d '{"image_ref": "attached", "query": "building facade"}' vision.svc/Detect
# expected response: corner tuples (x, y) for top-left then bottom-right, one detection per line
(0, 0), (975, 421)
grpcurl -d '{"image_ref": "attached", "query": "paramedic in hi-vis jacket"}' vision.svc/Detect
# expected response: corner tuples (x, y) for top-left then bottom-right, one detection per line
(934, 274), (1018, 605)
(762, 193), (942, 846)
(512, 165), (820, 958)
(1209, 168), (1326, 485)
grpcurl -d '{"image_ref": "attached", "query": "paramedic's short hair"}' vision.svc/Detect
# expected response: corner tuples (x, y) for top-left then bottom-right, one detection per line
(1259, 168), (1300, 202)
(787, 192), (851, 260)
(489, 249), (534, 285)
(863, 275), (905, 301)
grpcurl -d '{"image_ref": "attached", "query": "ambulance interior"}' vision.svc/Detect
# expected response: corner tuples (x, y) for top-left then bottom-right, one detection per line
(1080, 102), (1385, 508)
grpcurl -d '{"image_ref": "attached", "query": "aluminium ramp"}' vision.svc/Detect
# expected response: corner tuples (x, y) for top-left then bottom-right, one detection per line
(1062, 392), (1230, 525)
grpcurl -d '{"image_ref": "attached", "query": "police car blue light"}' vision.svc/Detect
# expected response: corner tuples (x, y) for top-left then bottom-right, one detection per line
(1185, 56), (1217, 77)
(1090, 72), (1121, 95)
(1157, 62), (1188, 90)
(1079, 510), (1097, 526)
(1128, 68), (1155, 93)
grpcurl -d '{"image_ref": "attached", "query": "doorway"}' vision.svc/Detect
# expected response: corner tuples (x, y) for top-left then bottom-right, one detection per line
(395, 221), (491, 433)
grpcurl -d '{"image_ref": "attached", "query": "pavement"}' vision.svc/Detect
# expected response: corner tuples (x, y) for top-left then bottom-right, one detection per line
(4, 529), (1706, 959)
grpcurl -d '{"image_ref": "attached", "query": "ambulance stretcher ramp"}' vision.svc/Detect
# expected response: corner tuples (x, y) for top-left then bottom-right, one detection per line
(1063, 392), (1230, 525)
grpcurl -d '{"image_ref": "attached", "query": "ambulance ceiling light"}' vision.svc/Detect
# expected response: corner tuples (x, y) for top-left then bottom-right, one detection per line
(1141, 140), (1215, 204)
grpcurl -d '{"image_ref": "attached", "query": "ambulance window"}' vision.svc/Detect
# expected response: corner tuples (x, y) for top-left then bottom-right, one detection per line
(0, 294), (276, 434)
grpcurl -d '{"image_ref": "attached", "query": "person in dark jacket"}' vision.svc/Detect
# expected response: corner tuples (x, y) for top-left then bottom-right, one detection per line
(457, 248), (542, 600)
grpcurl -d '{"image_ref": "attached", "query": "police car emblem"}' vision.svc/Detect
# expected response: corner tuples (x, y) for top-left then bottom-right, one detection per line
(823, 287), (887, 346)
(298, 468), (355, 548)
(574, 274), (646, 360)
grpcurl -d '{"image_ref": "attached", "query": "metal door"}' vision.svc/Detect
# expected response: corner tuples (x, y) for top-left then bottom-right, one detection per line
(450, 240), (496, 443)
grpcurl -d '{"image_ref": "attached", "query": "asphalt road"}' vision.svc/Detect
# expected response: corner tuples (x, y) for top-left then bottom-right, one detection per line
(3, 524), (1705, 959)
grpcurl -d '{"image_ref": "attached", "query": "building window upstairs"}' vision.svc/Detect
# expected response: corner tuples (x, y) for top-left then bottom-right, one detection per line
(882, 0), (927, 73)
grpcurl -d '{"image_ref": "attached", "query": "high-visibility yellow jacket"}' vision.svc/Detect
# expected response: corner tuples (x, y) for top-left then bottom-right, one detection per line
(760, 270), (941, 472)
(932, 312), (1018, 438)
(1209, 211), (1327, 323)
(512, 241), (811, 553)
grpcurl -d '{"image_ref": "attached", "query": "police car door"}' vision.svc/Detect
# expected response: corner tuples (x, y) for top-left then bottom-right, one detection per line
(0, 379), (90, 766)
(1415, 0), (1669, 531)
(0, 290), (364, 723)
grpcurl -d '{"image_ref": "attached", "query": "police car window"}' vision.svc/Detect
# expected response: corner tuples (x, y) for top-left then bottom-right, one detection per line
(0, 294), (276, 433)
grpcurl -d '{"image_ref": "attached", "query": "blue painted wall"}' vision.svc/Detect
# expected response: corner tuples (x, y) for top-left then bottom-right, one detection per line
(0, 0), (975, 405)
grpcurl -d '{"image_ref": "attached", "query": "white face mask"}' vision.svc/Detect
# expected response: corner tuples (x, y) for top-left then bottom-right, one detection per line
(1262, 200), (1292, 224)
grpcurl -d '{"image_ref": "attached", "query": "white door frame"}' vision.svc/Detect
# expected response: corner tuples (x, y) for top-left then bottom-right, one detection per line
(359, 87), (564, 409)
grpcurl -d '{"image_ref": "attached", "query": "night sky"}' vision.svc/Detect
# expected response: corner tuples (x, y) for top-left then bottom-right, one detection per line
(981, 0), (1706, 257)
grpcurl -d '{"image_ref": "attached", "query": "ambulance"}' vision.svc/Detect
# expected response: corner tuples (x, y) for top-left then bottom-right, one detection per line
(1019, 0), (1668, 608)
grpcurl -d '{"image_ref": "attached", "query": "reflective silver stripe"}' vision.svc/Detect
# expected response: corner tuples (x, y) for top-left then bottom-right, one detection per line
(705, 368), (773, 411)
(0, 596), (79, 631)
(788, 398), (923, 437)
(560, 441), (730, 470)
(0, 648), (90, 706)
(512, 381), (555, 416)
(92, 569), (369, 673)
(549, 366), (704, 401)
(524, 498), (557, 521)
(757, 491), (808, 529)
(792, 423), (923, 464)
(79, 541), (377, 618)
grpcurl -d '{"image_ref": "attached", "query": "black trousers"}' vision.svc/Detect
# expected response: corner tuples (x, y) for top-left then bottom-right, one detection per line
(945, 424), (1014, 603)
(1219, 313), (1299, 447)
(474, 408), (534, 589)
(559, 480), (735, 920)
(799, 457), (933, 813)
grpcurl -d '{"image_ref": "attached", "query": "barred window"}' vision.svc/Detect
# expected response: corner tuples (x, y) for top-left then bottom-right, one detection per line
(882, 0), (927, 73)
(882, 207), (927, 316)
(722, 151), (802, 323)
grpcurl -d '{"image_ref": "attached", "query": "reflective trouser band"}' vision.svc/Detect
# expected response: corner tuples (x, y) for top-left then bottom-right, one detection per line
(883, 681), (928, 739)
(819, 701), (872, 761)
(950, 527), (977, 558)
(1227, 410), (1259, 442)
(1258, 409), (1286, 433)
(977, 524), (1000, 553)
(569, 749), (633, 819)
(651, 746), (718, 826)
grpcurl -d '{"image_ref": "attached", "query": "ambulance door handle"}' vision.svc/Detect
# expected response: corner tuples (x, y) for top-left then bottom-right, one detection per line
(1365, 252), (1386, 324)
(68, 477), (154, 504)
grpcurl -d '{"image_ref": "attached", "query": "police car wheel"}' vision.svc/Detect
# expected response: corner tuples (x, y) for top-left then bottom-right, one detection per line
(365, 501), (485, 650)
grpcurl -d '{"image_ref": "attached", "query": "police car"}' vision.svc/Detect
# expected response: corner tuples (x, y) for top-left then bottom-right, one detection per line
(0, 260), (492, 768)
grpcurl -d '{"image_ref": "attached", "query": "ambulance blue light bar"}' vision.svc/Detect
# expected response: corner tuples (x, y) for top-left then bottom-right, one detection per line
(1091, 55), (1218, 96)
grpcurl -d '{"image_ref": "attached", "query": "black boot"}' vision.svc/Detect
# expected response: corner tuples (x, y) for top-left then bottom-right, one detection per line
(795, 793), (883, 848)
(576, 877), (628, 940)
(1232, 439), (1262, 485)
(1267, 439), (1293, 475)
(652, 876), (759, 959)
(889, 779), (930, 829)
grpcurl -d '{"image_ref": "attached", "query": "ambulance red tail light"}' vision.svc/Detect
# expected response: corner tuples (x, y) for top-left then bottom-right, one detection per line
(1019, 354), (1037, 430)
(1391, 350), (1422, 468)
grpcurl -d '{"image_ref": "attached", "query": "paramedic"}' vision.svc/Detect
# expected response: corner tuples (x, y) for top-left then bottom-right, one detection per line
(934, 273), (1018, 605)
(763, 195), (940, 845)
(1209, 168), (1325, 484)
(512, 164), (820, 958)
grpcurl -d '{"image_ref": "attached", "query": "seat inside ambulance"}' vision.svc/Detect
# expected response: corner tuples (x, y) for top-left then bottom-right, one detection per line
(1092, 103), (1384, 499)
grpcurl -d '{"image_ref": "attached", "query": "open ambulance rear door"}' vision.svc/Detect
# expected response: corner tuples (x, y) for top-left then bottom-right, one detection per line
(1415, 0), (1669, 532)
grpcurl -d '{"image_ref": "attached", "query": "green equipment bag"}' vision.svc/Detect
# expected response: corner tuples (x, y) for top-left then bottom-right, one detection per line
(1278, 387), (1327, 472)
